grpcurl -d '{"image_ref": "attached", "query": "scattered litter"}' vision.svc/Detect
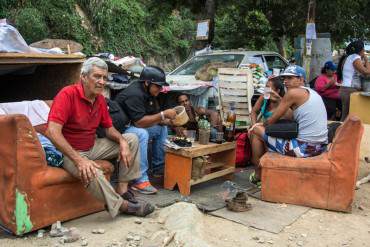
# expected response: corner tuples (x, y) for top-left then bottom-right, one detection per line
(267, 240), (274, 244)
(61, 227), (80, 243)
(81, 239), (88, 246)
(162, 232), (175, 247)
(297, 241), (303, 246)
(37, 229), (45, 238)
(252, 236), (260, 241)
(134, 218), (142, 224)
(358, 205), (364, 210)
(257, 238), (265, 244)
(301, 233), (307, 238)
(50, 221), (69, 237)
(126, 233), (135, 241)
(92, 228), (105, 234)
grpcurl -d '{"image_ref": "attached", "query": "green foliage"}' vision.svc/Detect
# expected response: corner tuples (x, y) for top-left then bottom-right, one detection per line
(213, 6), (272, 50)
(14, 8), (48, 44)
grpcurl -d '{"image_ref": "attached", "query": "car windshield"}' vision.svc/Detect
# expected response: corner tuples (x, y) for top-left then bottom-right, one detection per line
(171, 54), (244, 75)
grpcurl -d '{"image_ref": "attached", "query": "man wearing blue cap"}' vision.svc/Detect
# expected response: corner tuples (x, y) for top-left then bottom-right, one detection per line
(315, 61), (341, 120)
(249, 65), (328, 184)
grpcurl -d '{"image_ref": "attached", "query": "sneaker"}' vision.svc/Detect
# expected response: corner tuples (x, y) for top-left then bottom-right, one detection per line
(131, 181), (158, 195)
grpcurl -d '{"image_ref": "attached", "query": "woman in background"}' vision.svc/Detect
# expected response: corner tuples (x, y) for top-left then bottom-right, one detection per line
(315, 61), (341, 120)
(337, 40), (370, 121)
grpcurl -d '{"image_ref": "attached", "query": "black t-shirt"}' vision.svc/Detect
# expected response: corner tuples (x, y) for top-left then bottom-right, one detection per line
(114, 80), (160, 122)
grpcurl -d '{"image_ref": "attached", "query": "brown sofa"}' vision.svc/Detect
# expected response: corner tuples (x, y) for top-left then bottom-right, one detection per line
(260, 116), (364, 212)
(0, 114), (113, 235)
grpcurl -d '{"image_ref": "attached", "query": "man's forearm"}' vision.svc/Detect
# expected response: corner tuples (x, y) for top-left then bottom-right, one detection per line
(134, 113), (162, 128)
(105, 127), (125, 144)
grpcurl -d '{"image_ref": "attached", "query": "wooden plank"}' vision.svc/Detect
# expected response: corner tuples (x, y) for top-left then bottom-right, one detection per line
(222, 102), (248, 109)
(219, 81), (247, 89)
(236, 115), (251, 122)
(218, 67), (251, 75)
(221, 107), (249, 115)
(0, 53), (85, 59)
(0, 53), (85, 64)
(219, 88), (247, 96)
(205, 162), (225, 169)
(165, 142), (236, 158)
(222, 95), (248, 103)
(190, 167), (235, 185)
(219, 74), (248, 83)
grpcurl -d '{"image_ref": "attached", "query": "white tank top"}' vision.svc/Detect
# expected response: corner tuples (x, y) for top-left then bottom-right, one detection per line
(293, 87), (328, 143)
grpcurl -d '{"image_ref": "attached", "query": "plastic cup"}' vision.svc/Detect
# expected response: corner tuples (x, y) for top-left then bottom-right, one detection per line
(184, 130), (196, 142)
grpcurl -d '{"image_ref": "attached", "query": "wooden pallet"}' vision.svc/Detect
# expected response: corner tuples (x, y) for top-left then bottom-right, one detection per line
(217, 68), (254, 129)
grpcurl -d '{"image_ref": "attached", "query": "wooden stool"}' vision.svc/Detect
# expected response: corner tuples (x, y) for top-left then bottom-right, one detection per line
(164, 142), (236, 196)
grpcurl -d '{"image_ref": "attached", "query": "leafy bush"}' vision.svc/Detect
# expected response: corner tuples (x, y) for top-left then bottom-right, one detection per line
(214, 7), (273, 50)
(14, 7), (48, 44)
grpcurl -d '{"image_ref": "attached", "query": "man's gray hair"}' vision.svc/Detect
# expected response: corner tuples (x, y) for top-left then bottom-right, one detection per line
(81, 57), (108, 75)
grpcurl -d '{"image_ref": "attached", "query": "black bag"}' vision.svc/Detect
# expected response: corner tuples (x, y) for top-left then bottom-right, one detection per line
(265, 119), (298, 139)
(97, 98), (130, 138)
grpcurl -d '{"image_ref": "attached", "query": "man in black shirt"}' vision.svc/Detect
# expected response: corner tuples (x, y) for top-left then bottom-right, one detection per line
(115, 66), (176, 194)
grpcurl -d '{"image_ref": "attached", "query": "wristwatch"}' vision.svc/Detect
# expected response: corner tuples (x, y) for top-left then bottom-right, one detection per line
(160, 111), (165, 121)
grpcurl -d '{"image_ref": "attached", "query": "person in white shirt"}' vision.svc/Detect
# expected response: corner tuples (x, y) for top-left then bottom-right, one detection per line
(337, 40), (370, 121)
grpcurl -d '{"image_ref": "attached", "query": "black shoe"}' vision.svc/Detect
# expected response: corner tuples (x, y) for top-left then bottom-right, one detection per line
(121, 190), (138, 204)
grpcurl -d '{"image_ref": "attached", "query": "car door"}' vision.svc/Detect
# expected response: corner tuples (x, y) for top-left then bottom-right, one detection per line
(263, 54), (288, 73)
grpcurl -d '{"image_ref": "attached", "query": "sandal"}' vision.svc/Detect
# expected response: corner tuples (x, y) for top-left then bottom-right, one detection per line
(122, 200), (155, 217)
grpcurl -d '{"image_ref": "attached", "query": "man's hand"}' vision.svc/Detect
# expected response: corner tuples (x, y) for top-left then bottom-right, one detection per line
(118, 139), (132, 168)
(163, 109), (177, 120)
(76, 157), (100, 186)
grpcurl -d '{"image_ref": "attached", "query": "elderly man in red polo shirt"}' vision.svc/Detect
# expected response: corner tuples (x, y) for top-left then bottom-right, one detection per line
(46, 57), (154, 217)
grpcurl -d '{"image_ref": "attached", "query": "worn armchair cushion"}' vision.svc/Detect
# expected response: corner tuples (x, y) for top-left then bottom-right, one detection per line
(0, 114), (113, 235)
(261, 116), (364, 212)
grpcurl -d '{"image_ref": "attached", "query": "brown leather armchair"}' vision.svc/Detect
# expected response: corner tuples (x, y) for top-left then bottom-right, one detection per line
(0, 114), (113, 235)
(260, 116), (364, 212)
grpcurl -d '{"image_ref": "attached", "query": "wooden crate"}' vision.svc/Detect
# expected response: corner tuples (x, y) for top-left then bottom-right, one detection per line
(217, 68), (254, 129)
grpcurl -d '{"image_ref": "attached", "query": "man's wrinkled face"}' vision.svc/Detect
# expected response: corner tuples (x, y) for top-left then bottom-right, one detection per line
(82, 66), (107, 97)
(283, 76), (304, 89)
(178, 95), (191, 107)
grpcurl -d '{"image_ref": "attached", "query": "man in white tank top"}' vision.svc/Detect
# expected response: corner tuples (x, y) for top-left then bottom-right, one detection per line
(249, 65), (328, 183)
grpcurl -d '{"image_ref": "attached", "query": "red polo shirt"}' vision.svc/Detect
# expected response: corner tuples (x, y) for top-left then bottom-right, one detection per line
(48, 82), (112, 151)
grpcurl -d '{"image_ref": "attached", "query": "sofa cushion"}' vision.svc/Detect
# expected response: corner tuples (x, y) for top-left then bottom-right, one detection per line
(260, 152), (331, 175)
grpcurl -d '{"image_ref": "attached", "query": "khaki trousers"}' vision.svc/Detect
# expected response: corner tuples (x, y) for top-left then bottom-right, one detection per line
(63, 133), (141, 218)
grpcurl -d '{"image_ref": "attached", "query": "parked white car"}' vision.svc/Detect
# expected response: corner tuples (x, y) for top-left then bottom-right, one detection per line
(166, 50), (289, 84)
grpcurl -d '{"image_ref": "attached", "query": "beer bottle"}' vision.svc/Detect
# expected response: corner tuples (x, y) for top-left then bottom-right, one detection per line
(225, 102), (236, 142)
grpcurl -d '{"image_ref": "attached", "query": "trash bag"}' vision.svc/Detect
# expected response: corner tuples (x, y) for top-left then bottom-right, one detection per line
(0, 22), (41, 53)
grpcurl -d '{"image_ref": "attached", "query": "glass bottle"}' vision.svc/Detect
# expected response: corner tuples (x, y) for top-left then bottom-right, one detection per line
(225, 102), (236, 142)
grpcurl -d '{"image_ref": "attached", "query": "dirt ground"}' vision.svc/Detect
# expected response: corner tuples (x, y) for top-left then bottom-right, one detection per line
(1, 161), (370, 247)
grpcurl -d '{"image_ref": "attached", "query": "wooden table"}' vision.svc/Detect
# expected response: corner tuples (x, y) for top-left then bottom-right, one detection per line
(164, 141), (236, 196)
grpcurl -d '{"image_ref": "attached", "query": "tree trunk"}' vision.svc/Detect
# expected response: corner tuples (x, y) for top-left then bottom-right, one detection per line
(277, 35), (286, 58)
(205, 0), (216, 45)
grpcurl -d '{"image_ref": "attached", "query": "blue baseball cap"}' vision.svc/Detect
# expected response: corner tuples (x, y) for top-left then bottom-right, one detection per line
(324, 61), (337, 71)
(280, 65), (306, 81)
